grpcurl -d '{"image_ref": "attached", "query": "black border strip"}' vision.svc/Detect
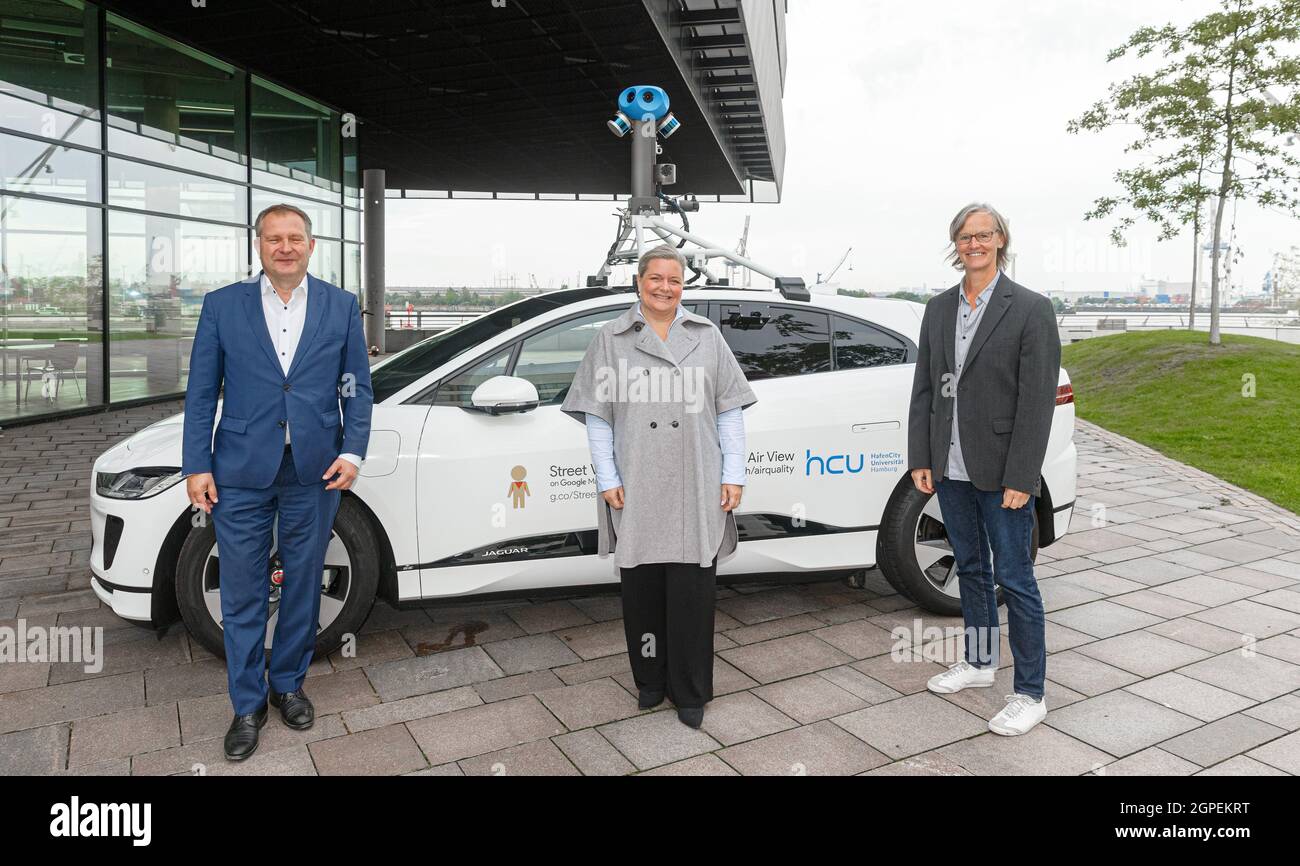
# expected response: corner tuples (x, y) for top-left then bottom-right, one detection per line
(397, 516), (880, 572)
(90, 573), (151, 594)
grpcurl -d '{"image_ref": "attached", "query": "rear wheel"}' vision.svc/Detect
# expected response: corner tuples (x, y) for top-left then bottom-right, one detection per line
(876, 481), (1038, 616)
(174, 496), (380, 660)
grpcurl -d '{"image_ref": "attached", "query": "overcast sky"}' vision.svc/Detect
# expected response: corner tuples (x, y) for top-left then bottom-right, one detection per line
(385, 0), (1299, 295)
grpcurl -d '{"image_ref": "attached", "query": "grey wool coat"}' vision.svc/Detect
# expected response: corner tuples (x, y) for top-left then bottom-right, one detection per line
(561, 302), (757, 571)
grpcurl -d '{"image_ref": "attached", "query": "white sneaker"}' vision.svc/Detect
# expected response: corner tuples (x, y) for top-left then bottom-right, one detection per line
(989, 693), (1047, 736)
(927, 660), (996, 694)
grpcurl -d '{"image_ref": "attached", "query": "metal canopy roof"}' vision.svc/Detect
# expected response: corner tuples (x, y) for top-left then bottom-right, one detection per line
(100, 0), (785, 198)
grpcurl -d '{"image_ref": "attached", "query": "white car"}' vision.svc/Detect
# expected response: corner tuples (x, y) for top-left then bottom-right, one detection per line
(88, 286), (1078, 659)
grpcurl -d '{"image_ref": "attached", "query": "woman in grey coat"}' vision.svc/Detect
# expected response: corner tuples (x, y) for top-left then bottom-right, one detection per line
(561, 245), (757, 728)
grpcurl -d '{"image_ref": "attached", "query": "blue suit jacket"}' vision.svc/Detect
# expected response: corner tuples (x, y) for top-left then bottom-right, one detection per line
(181, 271), (374, 488)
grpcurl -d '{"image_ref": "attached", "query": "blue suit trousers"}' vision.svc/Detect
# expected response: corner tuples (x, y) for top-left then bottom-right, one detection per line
(210, 446), (341, 714)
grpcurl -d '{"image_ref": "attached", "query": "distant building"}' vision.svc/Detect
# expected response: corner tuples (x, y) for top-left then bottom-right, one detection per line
(1264, 247), (1300, 307)
(1137, 279), (1209, 297)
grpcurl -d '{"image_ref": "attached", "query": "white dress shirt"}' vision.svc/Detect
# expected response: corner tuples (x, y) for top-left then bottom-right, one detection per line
(260, 272), (361, 470)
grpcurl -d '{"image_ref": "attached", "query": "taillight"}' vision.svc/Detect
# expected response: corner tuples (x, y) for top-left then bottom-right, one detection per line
(1056, 384), (1074, 405)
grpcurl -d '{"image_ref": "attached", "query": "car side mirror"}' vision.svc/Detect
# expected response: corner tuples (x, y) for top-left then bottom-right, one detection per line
(469, 375), (541, 415)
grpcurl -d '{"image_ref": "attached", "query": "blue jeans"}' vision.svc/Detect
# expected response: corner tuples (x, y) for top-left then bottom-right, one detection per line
(934, 477), (1045, 700)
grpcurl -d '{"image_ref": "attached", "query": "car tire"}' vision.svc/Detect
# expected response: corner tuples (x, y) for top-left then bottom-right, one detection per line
(877, 481), (1038, 616)
(175, 495), (380, 661)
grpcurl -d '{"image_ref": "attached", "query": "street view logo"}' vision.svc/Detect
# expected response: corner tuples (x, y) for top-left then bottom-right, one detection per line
(508, 465), (531, 509)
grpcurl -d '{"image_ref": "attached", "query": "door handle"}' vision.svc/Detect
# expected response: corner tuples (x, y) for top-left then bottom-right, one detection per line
(852, 421), (901, 433)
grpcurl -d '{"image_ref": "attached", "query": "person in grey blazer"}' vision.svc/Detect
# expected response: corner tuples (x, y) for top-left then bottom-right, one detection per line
(562, 245), (757, 729)
(907, 202), (1061, 736)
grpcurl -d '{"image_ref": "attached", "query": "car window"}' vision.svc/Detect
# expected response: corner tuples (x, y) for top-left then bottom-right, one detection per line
(417, 300), (706, 408)
(832, 315), (909, 369)
(431, 346), (513, 407)
(513, 309), (623, 405)
(718, 302), (830, 380)
(376, 288), (611, 403)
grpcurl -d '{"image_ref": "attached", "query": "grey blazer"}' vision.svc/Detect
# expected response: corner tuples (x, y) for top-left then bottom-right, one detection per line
(907, 274), (1060, 497)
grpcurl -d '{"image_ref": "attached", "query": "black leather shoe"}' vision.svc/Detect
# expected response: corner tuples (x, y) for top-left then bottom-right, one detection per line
(638, 688), (665, 709)
(677, 706), (704, 728)
(224, 705), (268, 761)
(269, 688), (315, 730)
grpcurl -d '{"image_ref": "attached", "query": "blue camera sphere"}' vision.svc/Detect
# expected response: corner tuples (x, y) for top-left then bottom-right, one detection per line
(619, 85), (670, 122)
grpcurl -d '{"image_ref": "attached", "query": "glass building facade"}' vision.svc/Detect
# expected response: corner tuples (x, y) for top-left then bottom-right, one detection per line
(0, 0), (362, 425)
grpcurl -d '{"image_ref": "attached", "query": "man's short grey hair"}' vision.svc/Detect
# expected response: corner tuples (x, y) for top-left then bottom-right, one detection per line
(946, 202), (1010, 272)
(637, 244), (687, 278)
(254, 203), (313, 239)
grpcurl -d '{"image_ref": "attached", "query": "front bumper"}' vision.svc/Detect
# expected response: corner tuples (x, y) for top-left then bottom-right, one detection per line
(89, 573), (153, 621)
(89, 481), (189, 625)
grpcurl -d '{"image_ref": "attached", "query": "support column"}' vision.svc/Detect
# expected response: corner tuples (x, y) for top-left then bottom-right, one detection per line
(362, 169), (385, 354)
(628, 120), (660, 216)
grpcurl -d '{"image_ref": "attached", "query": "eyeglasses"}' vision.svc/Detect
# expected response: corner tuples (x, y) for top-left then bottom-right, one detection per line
(956, 230), (1001, 246)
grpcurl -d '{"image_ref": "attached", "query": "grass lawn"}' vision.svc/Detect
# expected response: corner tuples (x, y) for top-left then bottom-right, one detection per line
(1061, 329), (1300, 516)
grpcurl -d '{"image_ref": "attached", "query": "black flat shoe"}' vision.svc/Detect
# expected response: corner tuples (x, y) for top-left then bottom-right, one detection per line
(269, 688), (315, 730)
(224, 705), (268, 761)
(677, 706), (704, 728)
(638, 688), (665, 709)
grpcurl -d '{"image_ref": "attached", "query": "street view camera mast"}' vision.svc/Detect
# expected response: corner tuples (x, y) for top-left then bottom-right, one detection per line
(594, 85), (808, 301)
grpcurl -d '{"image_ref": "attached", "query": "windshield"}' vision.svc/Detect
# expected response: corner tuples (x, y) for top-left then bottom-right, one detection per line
(370, 288), (617, 402)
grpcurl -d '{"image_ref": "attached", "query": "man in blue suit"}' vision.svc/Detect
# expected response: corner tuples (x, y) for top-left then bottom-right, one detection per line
(182, 203), (373, 761)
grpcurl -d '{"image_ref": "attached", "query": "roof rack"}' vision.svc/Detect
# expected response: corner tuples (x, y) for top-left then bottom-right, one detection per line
(585, 277), (796, 299)
(775, 277), (809, 302)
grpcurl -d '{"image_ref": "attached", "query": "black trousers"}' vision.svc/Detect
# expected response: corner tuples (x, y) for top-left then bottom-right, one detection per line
(618, 558), (717, 708)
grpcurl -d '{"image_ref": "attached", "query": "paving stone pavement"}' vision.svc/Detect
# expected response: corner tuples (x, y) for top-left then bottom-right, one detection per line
(2, 404), (1299, 775)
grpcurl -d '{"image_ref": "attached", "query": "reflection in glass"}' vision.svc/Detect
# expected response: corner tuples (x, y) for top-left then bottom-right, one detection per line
(108, 125), (247, 182)
(0, 91), (100, 149)
(105, 13), (245, 167)
(720, 304), (831, 379)
(0, 3), (364, 424)
(252, 77), (339, 200)
(344, 242), (361, 296)
(312, 239), (341, 287)
(343, 118), (359, 205)
(514, 309), (621, 404)
(376, 289), (612, 404)
(0, 195), (104, 421)
(0, 1), (100, 146)
(832, 316), (909, 369)
(1, 132), (99, 201)
(107, 157), (247, 224)
(434, 347), (512, 407)
(108, 211), (247, 403)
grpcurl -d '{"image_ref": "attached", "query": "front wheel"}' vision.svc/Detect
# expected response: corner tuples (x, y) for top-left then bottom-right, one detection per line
(174, 496), (380, 660)
(876, 481), (1038, 616)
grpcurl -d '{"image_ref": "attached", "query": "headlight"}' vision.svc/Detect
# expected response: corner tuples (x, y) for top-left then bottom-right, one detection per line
(96, 467), (183, 500)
